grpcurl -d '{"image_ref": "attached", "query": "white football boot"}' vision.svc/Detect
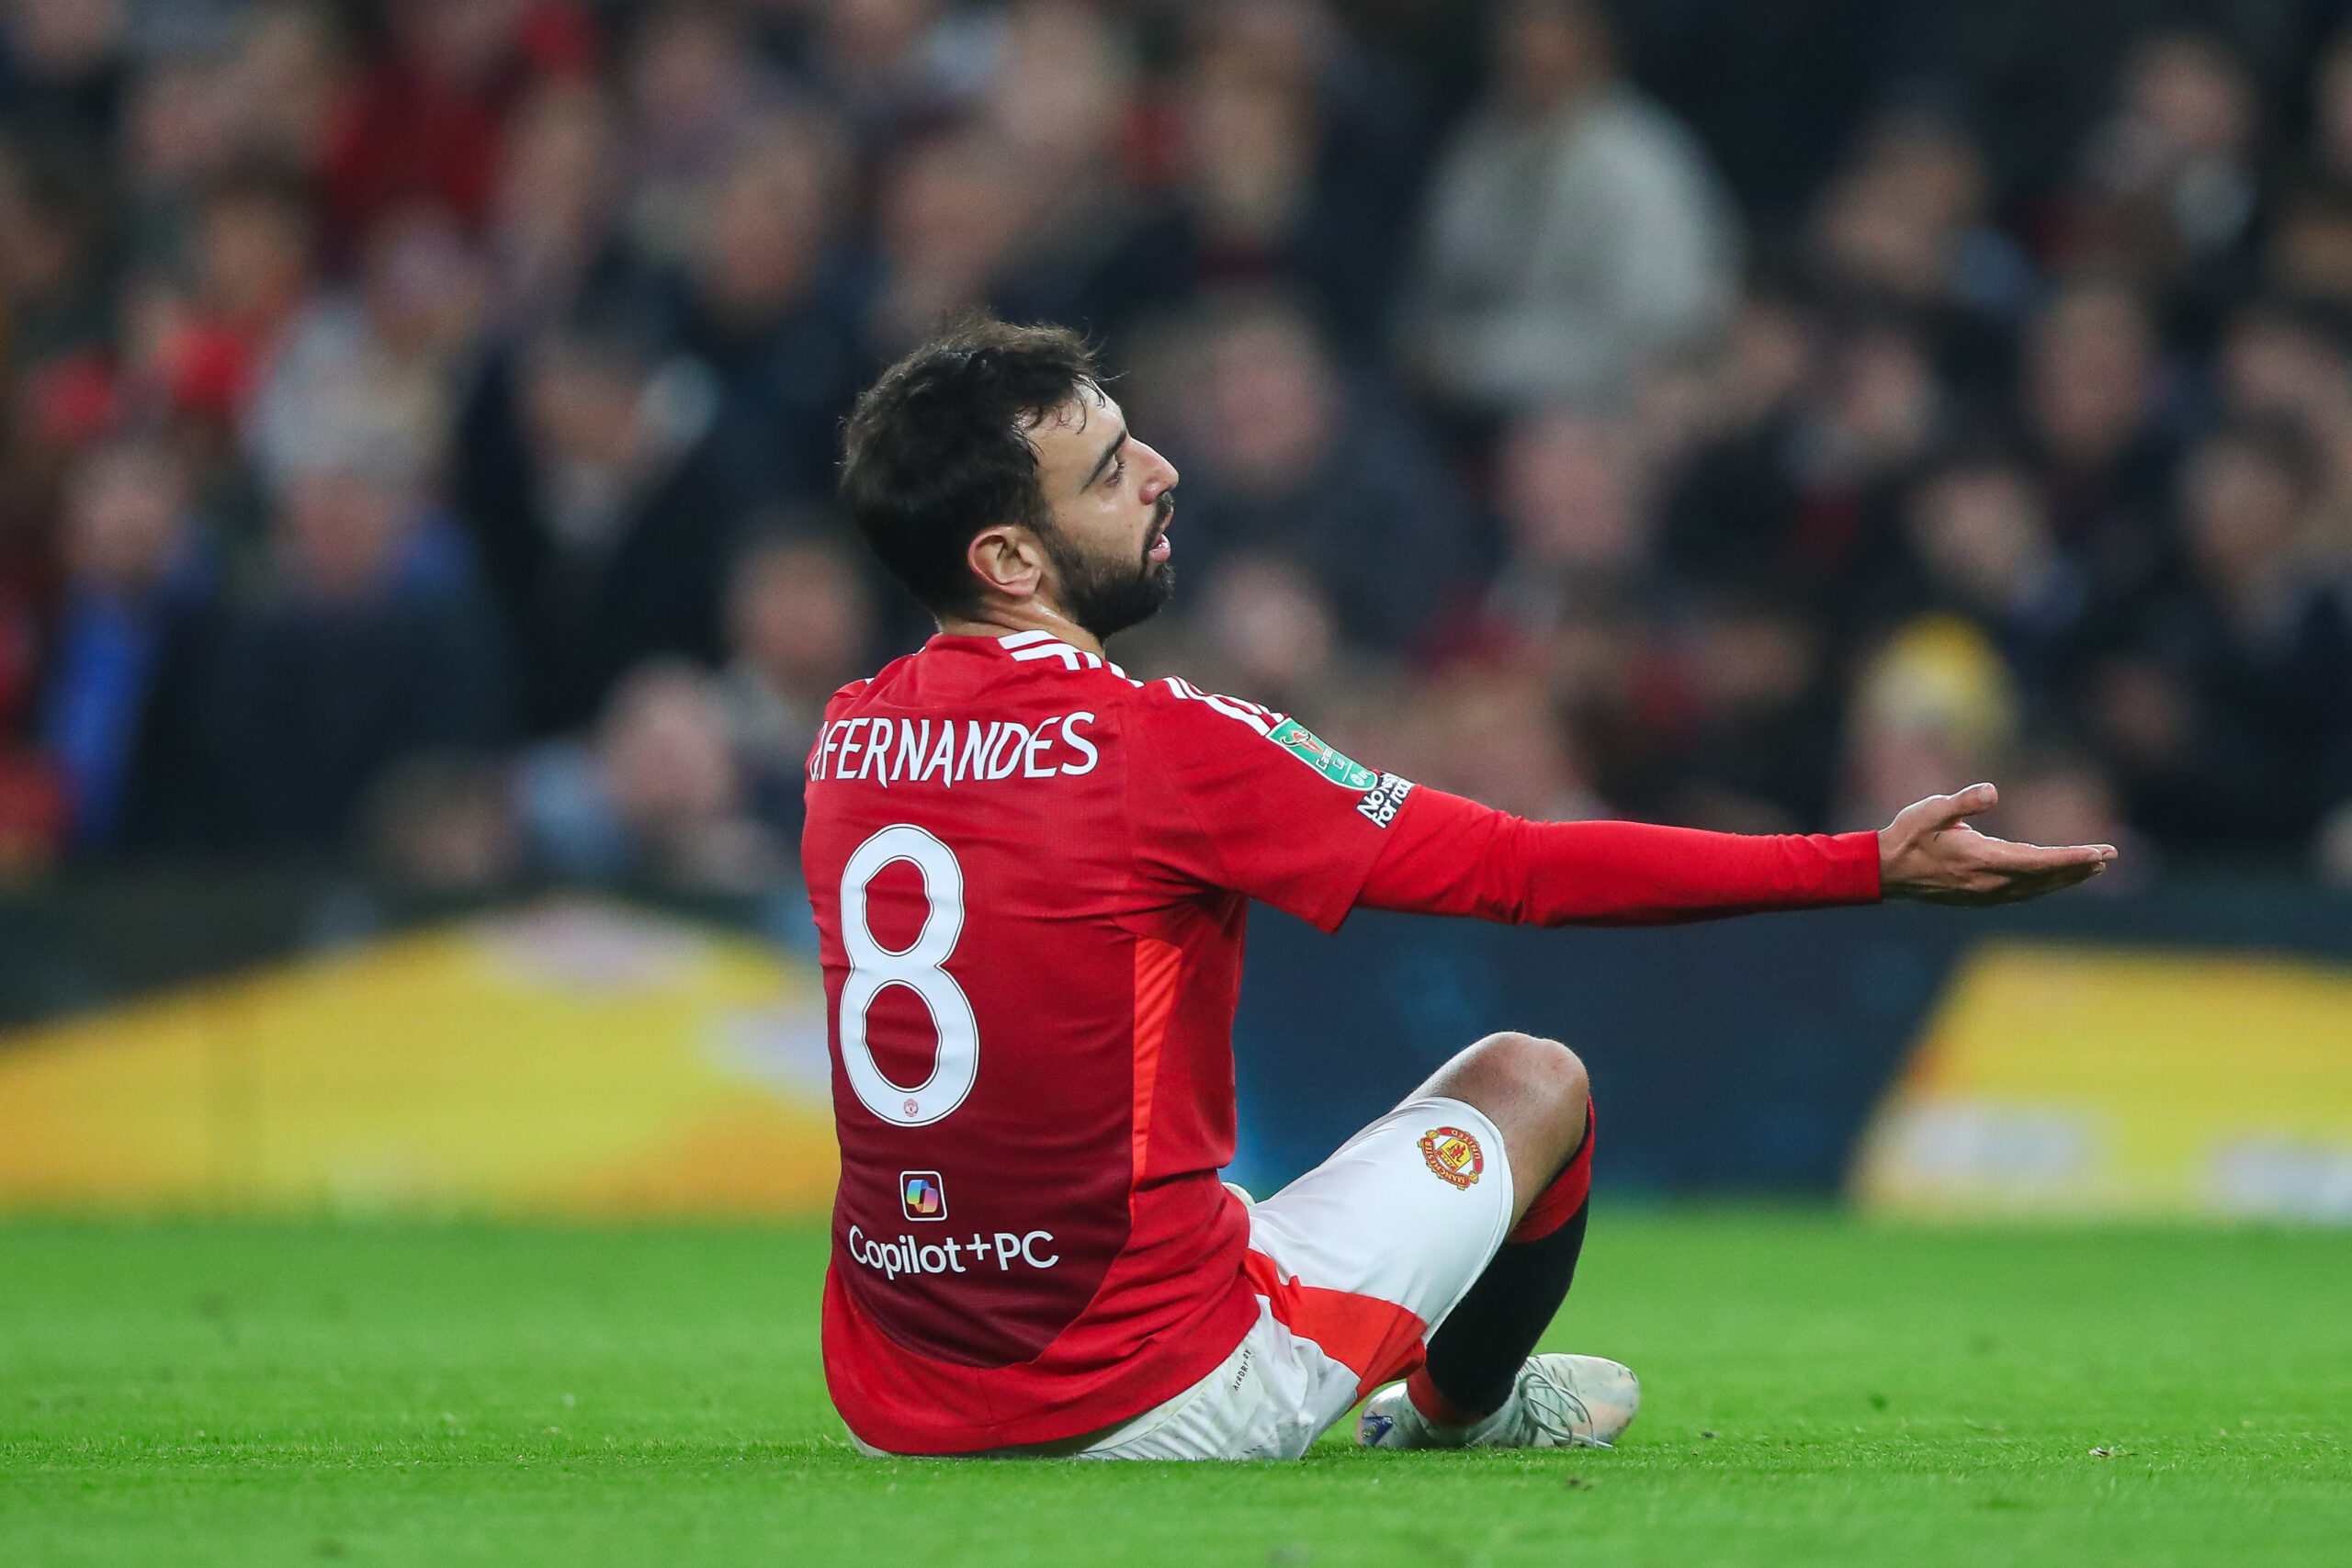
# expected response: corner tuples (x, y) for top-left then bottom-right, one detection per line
(1356, 1355), (1640, 1450)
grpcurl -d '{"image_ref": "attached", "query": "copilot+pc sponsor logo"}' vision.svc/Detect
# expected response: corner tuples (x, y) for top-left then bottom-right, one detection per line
(847, 1224), (1060, 1281)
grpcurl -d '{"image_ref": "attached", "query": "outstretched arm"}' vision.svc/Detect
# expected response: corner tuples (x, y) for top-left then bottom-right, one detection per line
(1358, 784), (2113, 926)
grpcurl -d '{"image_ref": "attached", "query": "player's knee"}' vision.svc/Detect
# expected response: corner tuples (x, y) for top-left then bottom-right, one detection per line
(1470, 1031), (1588, 1121)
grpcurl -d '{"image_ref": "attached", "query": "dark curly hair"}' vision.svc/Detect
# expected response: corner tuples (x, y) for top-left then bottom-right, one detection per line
(838, 318), (1102, 616)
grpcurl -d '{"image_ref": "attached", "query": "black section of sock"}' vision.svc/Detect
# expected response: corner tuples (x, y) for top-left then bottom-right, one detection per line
(1421, 1199), (1590, 1420)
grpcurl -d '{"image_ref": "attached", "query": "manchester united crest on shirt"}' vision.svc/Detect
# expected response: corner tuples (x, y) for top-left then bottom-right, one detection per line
(1419, 1127), (1485, 1189)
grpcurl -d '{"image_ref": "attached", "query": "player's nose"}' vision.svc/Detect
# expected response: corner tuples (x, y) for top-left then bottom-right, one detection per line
(1135, 438), (1178, 496)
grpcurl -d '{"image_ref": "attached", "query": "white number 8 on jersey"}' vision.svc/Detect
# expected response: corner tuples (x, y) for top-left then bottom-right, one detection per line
(839, 824), (979, 1127)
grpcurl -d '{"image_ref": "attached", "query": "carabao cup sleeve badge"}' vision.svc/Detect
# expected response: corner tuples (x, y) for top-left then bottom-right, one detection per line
(1268, 717), (1379, 790)
(1419, 1127), (1486, 1189)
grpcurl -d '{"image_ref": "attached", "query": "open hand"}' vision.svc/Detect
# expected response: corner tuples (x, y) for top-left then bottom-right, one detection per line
(1878, 784), (2118, 905)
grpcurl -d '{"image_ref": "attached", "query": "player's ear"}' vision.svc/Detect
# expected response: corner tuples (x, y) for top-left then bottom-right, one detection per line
(965, 524), (1046, 603)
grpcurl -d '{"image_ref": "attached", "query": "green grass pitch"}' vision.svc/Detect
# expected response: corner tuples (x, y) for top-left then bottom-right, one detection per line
(5, 1213), (2348, 1567)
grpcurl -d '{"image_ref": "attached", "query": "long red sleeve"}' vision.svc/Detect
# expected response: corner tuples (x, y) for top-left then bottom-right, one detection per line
(1357, 787), (1882, 926)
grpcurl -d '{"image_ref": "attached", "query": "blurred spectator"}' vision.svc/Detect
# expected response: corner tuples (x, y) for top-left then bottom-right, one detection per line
(0, 0), (130, 167)
(662, 110), (872, 509)
(253, 204), (487, 504)
(968, 0), (1140, 337)
(1883, 451), (2090, 721)
(1203, 0), (1417, 349)
(868, 125), (1035, 353)
(111, 2), (347, 286)
(118, 50), (233, 279)
(0, 140), (109, 373)
(2218, 299), (2352, 426)
(35, 436), (220, 853)
(716, 530), (875, 843)
(800, 0), (992, 144)
(2213, 300), (2352, 518)
(1839, 613), (2019, 832)
(1666, 317), (1942, 624)
(220, 3), (347, 175)
(2060, 31), (2261, 334)
(1476, 407), (1650, 644)
(1159, 293), (1475, 654)
(168, 169), (317, 425)
(2317, 796), (2352, 886)
(1085, 0), (1422, 355)
(984, 0), (1132, 171)
(2265, 181), (2352, 320)
(483, 79), (625, 335)
(0, 137), (120, 572)
(1808, 114), (2036, 393)
(202, 387), (507, 852)
(621, 1), (784, 267)
(2022, 278), (2178, 595)
(454, 312), (737, 733)
(2088, 418), (2352, 851)
(1182, 550), (1348, 717)
(514, 656), (783, 890)
(1407, 0), (1739, 412)
(1391, 664), (1600, 824)
(322, 0), (600, 252)
(1656, 597), (1843, 834)
(1624, 288), (1812, 478)
(2307, 26), (2352, 196)
(1465, 407), (1658, 811)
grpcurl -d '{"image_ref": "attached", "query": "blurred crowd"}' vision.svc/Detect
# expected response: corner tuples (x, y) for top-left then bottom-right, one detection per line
(5, 0), (2352, 896)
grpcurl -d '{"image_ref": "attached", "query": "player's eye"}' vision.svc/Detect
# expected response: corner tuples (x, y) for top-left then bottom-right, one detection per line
(1105, 455), (1127, 488)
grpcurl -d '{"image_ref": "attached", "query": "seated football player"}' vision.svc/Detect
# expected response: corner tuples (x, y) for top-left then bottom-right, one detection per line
(805, 321), (2116, 1461)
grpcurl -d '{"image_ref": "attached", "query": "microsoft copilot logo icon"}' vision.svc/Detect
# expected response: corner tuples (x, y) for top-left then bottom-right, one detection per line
(899, 1171), (947, 1222)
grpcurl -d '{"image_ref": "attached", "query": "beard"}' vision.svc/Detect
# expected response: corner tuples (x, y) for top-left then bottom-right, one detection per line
(1039, 491), (1176, 641)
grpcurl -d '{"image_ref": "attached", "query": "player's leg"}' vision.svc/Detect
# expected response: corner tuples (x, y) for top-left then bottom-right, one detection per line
(1070, 1032), (1616, 1461)
(1083, 1072), (1524, 1459)
(1359, 1031), (1636, 1450)
(1408, 1031), (1590, 1223)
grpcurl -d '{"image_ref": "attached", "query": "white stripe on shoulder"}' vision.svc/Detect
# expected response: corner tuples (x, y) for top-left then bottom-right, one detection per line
(1009, 641), (1084, 670)
(996, 630), (1140, 682)
(1158, 675), (1276, 734)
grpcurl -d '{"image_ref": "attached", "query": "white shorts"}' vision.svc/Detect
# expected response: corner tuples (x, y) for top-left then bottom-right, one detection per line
(1075, 1095), (1514, 1461)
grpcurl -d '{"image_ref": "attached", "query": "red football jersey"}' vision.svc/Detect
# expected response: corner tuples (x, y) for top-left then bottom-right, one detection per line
(804, 629), (1883, 1455)
(803, 630), (1406, 1454)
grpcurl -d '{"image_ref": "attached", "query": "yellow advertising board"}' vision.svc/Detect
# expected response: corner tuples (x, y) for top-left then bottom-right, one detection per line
(1851, 941), (2352, 1221)
(0, 900), (838, 1215)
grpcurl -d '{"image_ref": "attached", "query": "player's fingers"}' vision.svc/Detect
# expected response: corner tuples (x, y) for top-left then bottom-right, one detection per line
(2018, 859), (2107, 891)
(1923, 850), (2113, 903)
(1969, 838), (2116, 873)
(1894, 783), (1999, 840)
(1939, 782), (1999, 825)
(1988, 857), (2109, 900)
